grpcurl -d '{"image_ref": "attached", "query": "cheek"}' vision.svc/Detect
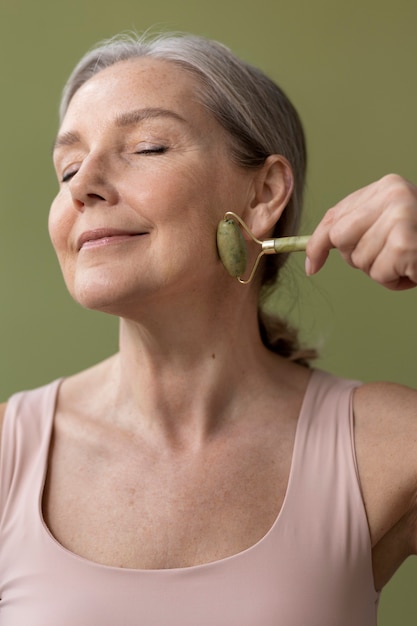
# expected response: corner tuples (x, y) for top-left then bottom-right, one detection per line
(48, 196), (73, 262)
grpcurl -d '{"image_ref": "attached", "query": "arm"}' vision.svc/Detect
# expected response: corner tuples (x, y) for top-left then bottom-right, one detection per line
(305, 174), (417, 588)
(353, 382), (417, 590)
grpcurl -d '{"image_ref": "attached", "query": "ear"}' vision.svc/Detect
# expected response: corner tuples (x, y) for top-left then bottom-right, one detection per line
(242, 155), (294, 238)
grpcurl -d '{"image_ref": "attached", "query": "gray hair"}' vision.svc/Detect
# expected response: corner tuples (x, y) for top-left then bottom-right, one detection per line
(60, 32), (313, 361)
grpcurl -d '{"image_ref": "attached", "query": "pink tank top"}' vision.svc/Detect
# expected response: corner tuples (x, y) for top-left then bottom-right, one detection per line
(0, 369), (379, 625)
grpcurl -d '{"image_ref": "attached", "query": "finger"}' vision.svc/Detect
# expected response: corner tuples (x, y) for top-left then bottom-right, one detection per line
(347, 214), (388, 272)
(305, 207), (337, 274)
(367, 226), (417, 289)
(305, 201), (377, 274)
(306, 175), (417, 276)
(305, 181), (385, 274)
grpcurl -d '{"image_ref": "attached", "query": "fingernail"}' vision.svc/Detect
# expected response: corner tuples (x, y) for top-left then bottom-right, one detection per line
(305, 257), (312, 275)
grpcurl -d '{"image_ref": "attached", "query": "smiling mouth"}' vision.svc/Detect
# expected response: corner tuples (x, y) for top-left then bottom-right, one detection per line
(77, 230), (147, 251)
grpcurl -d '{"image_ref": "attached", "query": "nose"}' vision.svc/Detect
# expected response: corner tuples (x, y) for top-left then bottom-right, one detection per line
(68, 155), (119, 211)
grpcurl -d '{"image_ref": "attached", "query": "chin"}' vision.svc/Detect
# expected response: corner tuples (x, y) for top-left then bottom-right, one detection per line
(69, 271), (164, 319)
(69, 274), (129, 314)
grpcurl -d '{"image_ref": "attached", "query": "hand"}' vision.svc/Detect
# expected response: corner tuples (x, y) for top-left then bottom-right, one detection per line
(305, 174), (417, 290)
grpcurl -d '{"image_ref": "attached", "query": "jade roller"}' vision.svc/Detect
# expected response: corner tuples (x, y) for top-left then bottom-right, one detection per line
(217, 211), (310, 284)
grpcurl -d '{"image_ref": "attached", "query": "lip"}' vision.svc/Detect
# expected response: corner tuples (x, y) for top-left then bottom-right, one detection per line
(77, 228), (146, 251)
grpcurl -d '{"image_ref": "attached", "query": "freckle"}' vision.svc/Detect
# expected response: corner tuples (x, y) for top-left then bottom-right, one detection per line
(211, 353), (216, 359)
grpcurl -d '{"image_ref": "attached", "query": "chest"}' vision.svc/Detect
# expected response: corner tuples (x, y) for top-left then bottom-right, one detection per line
(42, 423), (295, 570)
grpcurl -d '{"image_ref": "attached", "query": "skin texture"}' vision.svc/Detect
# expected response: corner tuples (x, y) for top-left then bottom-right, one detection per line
(2, 58), (417, 589)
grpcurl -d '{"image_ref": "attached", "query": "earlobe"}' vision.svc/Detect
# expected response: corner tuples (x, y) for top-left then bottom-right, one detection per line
(243, 155), (294, 237)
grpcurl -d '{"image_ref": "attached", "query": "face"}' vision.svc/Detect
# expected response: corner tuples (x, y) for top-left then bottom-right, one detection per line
(50, 57), (255, 317)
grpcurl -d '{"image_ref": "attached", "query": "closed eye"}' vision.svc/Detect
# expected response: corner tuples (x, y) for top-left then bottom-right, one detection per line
(61, 167), (79, 183)
(59, 146), (167, 182)
(135, 146), (167, 155)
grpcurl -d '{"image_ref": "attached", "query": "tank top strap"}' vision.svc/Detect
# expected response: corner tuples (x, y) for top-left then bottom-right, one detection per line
(296, 367), (361, 455)
(288, 368), (362, 497)
(0, 380), (62, 528)
(282, 368), (371, 562)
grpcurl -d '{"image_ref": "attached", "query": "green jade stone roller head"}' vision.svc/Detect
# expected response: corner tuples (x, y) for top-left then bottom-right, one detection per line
(217, 211), (310, 284)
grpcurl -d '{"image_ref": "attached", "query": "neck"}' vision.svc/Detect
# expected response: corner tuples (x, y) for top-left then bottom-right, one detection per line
(109, 284), (275, 444)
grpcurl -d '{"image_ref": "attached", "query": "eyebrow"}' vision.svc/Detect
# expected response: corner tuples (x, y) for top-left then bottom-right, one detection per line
(115, 107), (187, 127)
(53, 107), (187, 153)
(52, 130), (81, 152)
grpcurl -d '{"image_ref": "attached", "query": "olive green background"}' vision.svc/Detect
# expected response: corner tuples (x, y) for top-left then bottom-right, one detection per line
(0, 0), (416, 622)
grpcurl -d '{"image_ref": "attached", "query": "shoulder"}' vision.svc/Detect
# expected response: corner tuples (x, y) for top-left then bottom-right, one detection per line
(354, 380), (417, 482)
(0, 402), (7, 432)
(0, 402), (8, 458)
(353, 381), (417, 547)
(354, 379), (417, 411)
(354, 381), (417, 453)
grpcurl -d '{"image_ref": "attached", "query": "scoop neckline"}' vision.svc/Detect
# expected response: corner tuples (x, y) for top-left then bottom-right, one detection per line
(38, 369), (320, 574)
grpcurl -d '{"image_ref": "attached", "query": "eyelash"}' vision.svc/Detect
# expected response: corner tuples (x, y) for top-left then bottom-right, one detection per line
(136, 146), (167, 155)
(61, 168), (78, 183)
(60, 146), (168, 183)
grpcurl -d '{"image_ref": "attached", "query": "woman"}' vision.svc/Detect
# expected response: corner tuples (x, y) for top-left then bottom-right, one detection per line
(0, 32), (416, 625)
